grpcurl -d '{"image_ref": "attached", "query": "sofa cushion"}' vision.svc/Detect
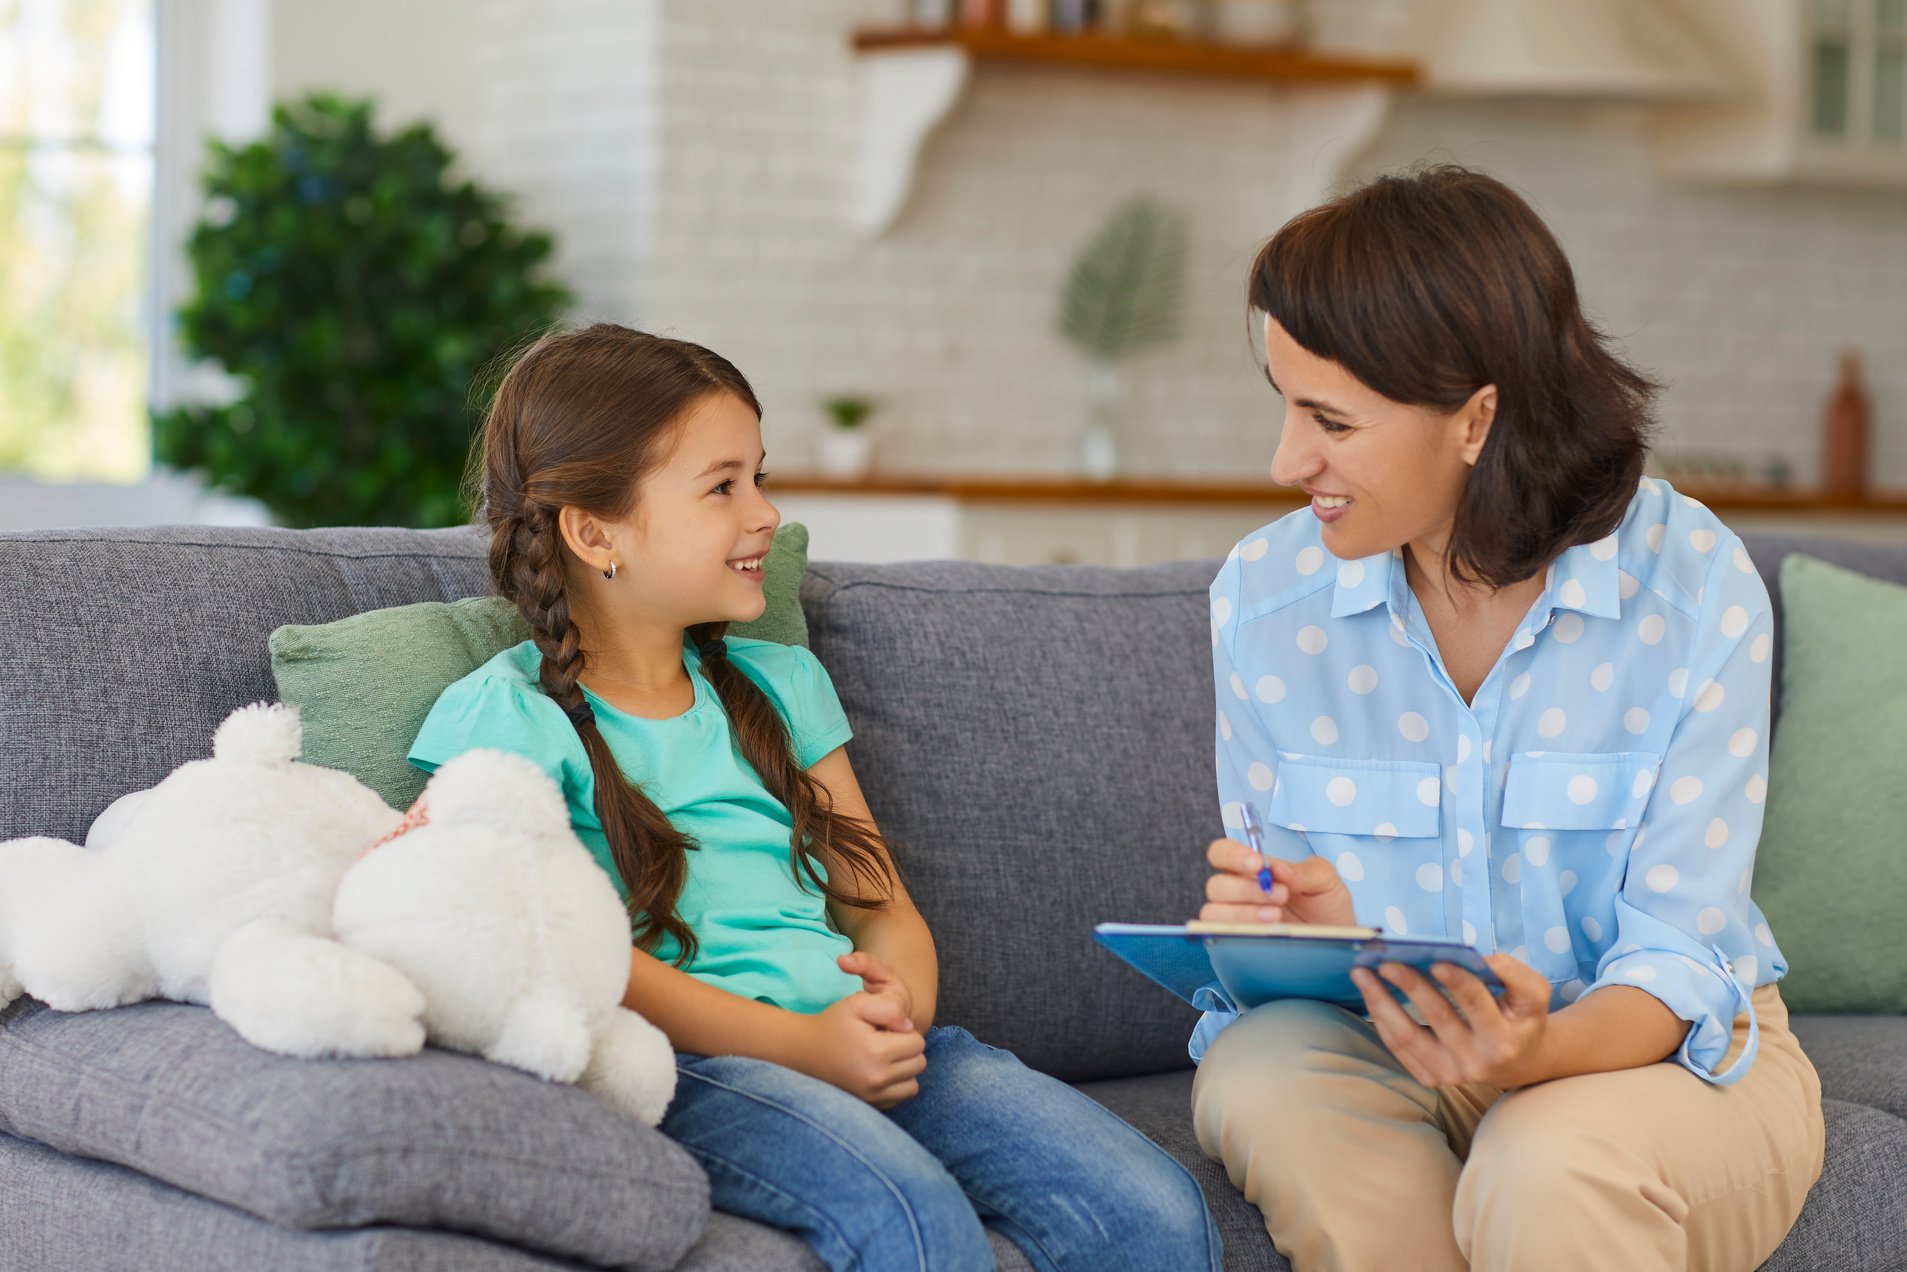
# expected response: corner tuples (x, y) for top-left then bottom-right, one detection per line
(1790, 1015), (1907, 1121)
(269, 523), (813, 810)
(1074, 1070), (1288, 1272)
(1753, 554), (1907, 1013)
(0, 1130), (579, 1272)
(801, 559), (1219, 1082)
(0, 526), (495, 845)
(0, 999), (709, 1269)
(1736, 532), (1907, 725)
(1757, 1100), (1907, 1271)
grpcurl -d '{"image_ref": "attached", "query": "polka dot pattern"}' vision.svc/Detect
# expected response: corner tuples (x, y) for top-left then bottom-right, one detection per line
(1206, 485), (1780, 1081)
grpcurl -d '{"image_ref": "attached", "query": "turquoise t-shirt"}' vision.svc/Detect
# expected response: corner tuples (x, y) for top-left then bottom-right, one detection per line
(407, 636), (859, 1014)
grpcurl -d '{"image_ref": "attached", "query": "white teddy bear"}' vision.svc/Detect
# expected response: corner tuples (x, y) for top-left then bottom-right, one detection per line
(0, 703), (421, 1059)
(327, 746), (677, 1126)
(0, 703), (676, 1127)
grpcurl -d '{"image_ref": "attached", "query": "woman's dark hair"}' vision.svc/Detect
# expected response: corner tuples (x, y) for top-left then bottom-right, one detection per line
(474, 323), (893, 962)
(1248, 164), (1657, 588)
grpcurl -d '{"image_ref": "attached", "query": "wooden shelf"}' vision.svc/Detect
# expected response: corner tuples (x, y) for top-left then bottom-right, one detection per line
(851, 26), (1419, 86)
(767, 472), (1907, 515)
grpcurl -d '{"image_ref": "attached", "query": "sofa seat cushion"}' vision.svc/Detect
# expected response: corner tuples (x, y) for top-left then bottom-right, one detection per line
(1073, 1070), (1289, 1272)
(0, 999), (708, 1269)
(1758, 1100), (1907, 1271)
(1791, 1015), (1907, 1121)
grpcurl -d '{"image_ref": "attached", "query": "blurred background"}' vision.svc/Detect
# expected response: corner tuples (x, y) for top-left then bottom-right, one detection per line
(3, 0), (1904, 562)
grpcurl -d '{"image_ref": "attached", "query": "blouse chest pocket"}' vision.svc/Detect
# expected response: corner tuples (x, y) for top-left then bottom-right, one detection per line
(1499, 751), (1661, 987)
(1499, 751), (1662, 832)
(1268, 755), (1441, 840)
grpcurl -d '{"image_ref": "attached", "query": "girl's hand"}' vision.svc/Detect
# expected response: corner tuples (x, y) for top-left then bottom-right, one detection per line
(795, 987), (927, 1109)
(1351, 953), (1556, 1090)
(838, 950), (914, 1028)
(1201, 838), (1357, 928)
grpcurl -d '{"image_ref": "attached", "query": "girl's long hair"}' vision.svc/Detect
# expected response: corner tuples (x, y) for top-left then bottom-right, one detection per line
(474, 323), (893, 963)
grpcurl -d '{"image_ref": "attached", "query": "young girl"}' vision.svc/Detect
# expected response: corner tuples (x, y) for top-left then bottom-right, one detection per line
(408, 324), (1221, 1272)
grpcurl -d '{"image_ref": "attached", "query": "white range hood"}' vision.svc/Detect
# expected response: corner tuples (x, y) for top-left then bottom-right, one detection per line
(1411, 0), (1737, 101)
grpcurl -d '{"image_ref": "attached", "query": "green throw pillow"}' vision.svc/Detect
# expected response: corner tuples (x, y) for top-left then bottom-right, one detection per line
(1754, 553), (1907, 1014)
(270, 522), (812, 810)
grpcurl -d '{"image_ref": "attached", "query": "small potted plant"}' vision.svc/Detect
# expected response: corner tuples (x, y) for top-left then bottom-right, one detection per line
(816, 394), (876, 479)
(1058, 196), (1187, 481)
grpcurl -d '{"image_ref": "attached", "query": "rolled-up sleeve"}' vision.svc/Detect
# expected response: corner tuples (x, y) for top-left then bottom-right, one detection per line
(1591, 538), (1776, 1084)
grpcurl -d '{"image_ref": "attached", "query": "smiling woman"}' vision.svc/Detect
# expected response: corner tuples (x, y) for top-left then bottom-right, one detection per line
(1192, 166), (1825, 1272)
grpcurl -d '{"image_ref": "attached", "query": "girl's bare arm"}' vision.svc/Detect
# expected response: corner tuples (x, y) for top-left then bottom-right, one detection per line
(809, 745), (939, 1033)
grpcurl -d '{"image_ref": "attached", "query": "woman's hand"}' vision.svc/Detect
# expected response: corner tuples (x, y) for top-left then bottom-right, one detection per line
(789, 954), (927, 1109)
(1351, 953), (1556, 1090)
(1201, 837), (1357, 928)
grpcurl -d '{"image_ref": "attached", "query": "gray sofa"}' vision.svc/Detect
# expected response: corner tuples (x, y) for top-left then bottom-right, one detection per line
(0, 524), (1902, 1271)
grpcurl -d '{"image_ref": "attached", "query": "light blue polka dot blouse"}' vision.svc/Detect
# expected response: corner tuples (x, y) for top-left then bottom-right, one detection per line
(1194, 477), (1785, 1085)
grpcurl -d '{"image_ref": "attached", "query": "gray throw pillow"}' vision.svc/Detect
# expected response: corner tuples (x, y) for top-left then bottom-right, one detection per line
(0, 998), (709, 1268)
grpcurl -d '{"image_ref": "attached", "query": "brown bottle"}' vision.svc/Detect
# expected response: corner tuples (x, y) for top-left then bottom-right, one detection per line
(1821, 349), (1870, 496)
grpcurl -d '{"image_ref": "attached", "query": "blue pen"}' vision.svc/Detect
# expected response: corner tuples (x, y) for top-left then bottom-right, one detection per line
(1240, 802), (1274, 898)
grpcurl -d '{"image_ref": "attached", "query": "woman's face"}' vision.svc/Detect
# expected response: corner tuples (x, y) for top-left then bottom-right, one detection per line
(1263, 315), (1494, 565)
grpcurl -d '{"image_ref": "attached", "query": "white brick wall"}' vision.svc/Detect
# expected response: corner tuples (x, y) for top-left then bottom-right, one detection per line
(460, 0), (1907, 486)
(466, 0), (660, 325)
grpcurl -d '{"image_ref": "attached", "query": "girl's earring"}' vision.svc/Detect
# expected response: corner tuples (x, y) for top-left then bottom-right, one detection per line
(603, 561), (618, 581)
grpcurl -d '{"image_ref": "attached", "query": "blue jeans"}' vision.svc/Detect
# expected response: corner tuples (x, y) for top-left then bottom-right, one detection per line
(662, 1026), (1222, 1272)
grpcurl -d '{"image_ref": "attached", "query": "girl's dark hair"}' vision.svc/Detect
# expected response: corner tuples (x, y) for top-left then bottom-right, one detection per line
(1248, 164), (1657, 588)
(475, 323), (893, 962)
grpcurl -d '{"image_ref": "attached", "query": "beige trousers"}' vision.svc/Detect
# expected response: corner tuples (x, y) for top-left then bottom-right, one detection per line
(1191, 984), (1824, 1272)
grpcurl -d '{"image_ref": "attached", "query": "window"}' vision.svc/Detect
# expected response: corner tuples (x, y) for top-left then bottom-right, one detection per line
(1811, 0), (1907, 147)
(0, 0), (154, 481)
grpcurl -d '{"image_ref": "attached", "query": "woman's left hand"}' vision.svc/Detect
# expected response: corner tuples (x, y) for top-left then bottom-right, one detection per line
(1351, 954), (1556, 1090)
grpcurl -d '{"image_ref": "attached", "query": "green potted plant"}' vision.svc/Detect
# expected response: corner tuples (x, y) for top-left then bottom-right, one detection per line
(153, 93), (571, 527)
(817, 394), (877, 479)
(1057, 196), (1188, 480)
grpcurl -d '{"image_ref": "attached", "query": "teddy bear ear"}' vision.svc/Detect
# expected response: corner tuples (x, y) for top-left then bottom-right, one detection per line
(424, 749), (568, 832)
(212, 702), (303, 766)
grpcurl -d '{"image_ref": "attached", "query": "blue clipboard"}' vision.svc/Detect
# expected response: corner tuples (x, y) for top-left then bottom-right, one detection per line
(1093, 921), (1503, 1009)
